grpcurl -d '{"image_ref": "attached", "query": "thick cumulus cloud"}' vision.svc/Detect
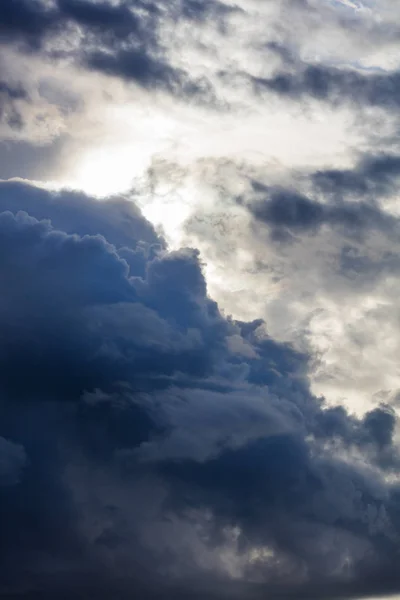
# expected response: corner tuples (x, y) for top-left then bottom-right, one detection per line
(0, 180), (400, 599)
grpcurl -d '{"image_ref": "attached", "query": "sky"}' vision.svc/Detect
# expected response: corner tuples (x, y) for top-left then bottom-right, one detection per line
(2, 0), (400, 598)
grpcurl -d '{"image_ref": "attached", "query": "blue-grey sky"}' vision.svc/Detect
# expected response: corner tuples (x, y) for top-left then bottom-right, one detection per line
(1, 1), (400, 598)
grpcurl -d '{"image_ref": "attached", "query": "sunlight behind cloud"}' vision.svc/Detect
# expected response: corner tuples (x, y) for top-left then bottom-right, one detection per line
(2, 0), (400, 596)
(66, 99), (362, 195)
(63, 104), (178, 197)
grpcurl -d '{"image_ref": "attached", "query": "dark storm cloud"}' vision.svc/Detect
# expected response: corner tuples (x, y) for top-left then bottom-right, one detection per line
(1, 181), (400, 599)
(159, 429), (399, 590)
(0, 198), (224, 592)
(0, 180), (163, 249)
(255, 62), (400, 111)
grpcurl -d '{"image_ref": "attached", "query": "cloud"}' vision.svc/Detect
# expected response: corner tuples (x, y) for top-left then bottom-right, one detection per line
(0, 0), (148, 49)
(246, 182), (400, 243)
(0, 0), (217, 106)
(57, 0), (143, 36)
(0, 181), (399, 599)
(3, 1), (400, 598)
(180, 0), (239, 23)
(0, 0), (59, 49)
(255, 62), (400, 111)
(84, 47), (201, 96)
(0, 80), (28, 131)
(180, 153), (400, 415)
(0, 180), (163, 249)
(312, 153), (400, 199)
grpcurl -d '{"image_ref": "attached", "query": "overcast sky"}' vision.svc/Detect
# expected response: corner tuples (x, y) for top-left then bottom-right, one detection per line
(2, 0), (400, 598)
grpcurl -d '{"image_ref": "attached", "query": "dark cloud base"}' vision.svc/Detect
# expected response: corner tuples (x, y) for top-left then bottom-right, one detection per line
(0, 180), (399, 599)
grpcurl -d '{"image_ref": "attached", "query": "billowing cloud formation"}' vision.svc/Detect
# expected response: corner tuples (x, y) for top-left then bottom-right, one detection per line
(3, 0), (400, 599)
(0, 180), (400, 599)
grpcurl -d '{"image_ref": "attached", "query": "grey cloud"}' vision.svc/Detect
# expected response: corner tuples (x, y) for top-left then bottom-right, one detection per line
(3, 2), (400, 597)
(0, 137), (66, 180)
(363, 404), (396, 450)
(0, 182), (399, 599)
(0, 0), (59, 49)
(313, 154), (400, 199)
(179, 0), (241, 29)
(81, 45), (215, 103)
(246, 184), (400, 243)
(0, 81), (28, 131)
(0, 180), (163, 250)
(255, 63), (400, 111)
(84, 47), (190, 94)
(0, 0), (217, 104)
(0, 0), (149, 49)
(57, 0), (143, 37)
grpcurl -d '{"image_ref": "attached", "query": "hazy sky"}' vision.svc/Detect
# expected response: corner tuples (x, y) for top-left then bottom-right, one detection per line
(1, 0), (400, 598)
